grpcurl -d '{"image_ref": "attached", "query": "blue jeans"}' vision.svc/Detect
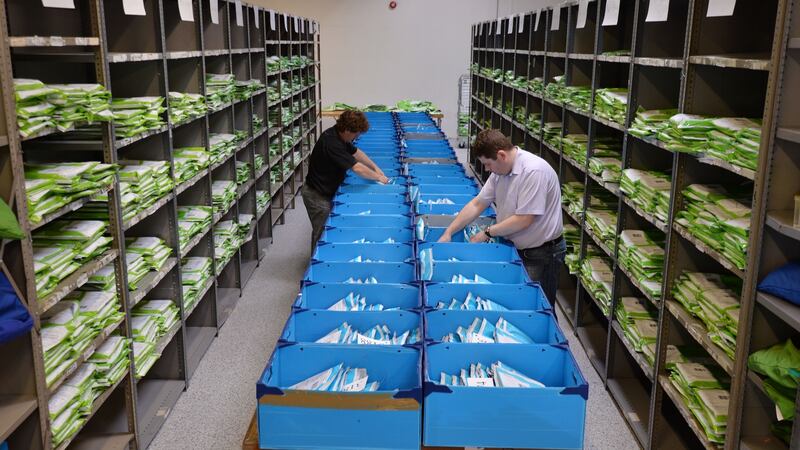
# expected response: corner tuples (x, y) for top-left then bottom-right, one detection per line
(519, 237), (567, 320)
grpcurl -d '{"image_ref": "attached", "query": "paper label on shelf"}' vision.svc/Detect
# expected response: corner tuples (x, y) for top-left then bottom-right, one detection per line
(518, 13), (525, 32)
(41, 0), (75, 8)
(535, 10), (541, 31)
(474, 25), (478, 36)
(210, 0), (219, 24)
(269, 10), (276, 30)
(295, 16), (300, 31)
(234, 0), (243, 27)
(602, 0), (621, 26)
(300, 19), (304, 33)
(253, 7), (260, 28)
(551, 5), (561, 31)
(495, 18), (501, 35)
(177, 0), (193, 21)
(507, 16), (513, 34)
(645, 0), (670, 22)
(707, 0), (736, 17)
(283, 14), (289, 31)
(122, 0), (146, 16)
(355, 333), (391, 345)
(466, 377), (494, 387)
(776, 404), (785, 421)
(577, 0), (590, 29)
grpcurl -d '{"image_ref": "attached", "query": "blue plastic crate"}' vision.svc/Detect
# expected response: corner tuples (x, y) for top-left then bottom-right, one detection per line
(334, 193), (408, 204)
(279, 310), (422, 345)
(303, 262), (418, 283)
(406, 165), (465, 176)
(294, 282), (421, 310)
(312, 243), (414, 262)
(423, 343), (587, 449)
(337, 184), (407, 194)
(423, 261), (530, 284)
(424, 310), (565, 345)
(257, 344), (422, 450)
(345, 170), (404, 182)
(418, 242), (520, 262)
(332, 203), (412, 216)
(319, 227), (414, 244)
(410, 176), (476, 186)
(410, 184), (480, 200)
(326, 215), (412, 228)
(416, 203), (496, 217)
(417, 193), (475, 204)
(424, 283), (551, 311)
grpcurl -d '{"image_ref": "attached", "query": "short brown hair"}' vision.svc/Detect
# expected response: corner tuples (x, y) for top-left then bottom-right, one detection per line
(335, 110), (370, 133)
(473, 129), (513, 159)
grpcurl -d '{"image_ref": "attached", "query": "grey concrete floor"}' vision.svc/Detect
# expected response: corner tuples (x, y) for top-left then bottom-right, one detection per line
(148, 193), (638, 450)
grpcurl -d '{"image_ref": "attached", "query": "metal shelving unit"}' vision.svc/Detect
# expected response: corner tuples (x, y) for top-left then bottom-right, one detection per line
(469, 1), (796, 450)
(0, 1), (320, 449)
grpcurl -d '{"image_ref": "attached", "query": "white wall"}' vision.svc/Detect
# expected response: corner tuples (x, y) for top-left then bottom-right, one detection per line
(251, 0), (555, 136)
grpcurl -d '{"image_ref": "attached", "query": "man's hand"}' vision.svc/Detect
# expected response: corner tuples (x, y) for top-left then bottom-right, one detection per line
(437, 232), (452, 243)
(378, 175), (390, 185)
(469, 230), (490, 243)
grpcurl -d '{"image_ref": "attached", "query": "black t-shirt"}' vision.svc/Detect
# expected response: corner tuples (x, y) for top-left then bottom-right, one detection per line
(305, 127), (358, 198)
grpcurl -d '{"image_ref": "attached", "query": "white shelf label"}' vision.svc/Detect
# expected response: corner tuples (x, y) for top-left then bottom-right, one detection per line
(474, 25), (478, 37)
(178, 0), (193, 22)
(234, 0), (243, 27)
(535, 10), (541, 31)
(269, 10), (276, 30)
(253, 7), (259, 28)
(495, 18), (501, 35)
(518, 13), (525, 33)
(707, 0), (736, 17)
(577, 0), (590, 29)
(210, 0), (219, 24)
(294, 16), (300, 31)
(551, 5), (561, 31)
(602, 0), (621, 26)
(283, 14), (289, 31)
(646, 0), (670, 22)
(122, 0), (146, 16)
(507, 16), (513, 34)
(41, 0), (75, 8)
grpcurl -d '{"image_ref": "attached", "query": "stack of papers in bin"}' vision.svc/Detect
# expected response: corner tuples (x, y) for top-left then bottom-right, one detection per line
(254, 154), (265, 173)
(173, 147), (210, 183)
(83, 264), (117, 291)
(132, 341), (158, 379)
(209, 133), (237, 165)
(588, 138), (623, 183)
(14, 79), (113, 138)
(580, 256), (614, 315)
(450, 274), (492, 284)
(32, 220), (111, 297)
(48, 381), (88, 446)
(181, 257), (214, 311)
(238, 214), (254, 241)
(706, 118), (761, 170)
(131, 300), (179, 378)
(435, 292), (508, 311)
(440, 317), (533, 344)
(676, 184), (751, 270)
(125, 252), (150, 290)
(328, 293), (395, 311)
(593, 88), (628, 124)
(234, 79), (265, 100)
(256, 190), (271, 215)
(543, 122), (562, 148)
(527, 112), (542, 134)
(564, 85), (592, 112)
(236, 161), (251, 185)
(620, 169), (672, 222)
(115, 160), (173, 217)
(561, 181), (585, 219)
(253, 114), (265, 134)
(673, 271), (741, 359)
(317, 323), (419, 345)
(205, 73), (236, 109)
(628, 108), (678, 138)
(615, 297), (658, 353)
(87, 335), (130, 390)
(111, 97), (165, 138)
(439, 361), (545, 388)
(585, 208), (618, 251)
(544, 76), (566, 102)
(669, 362), (731, 443)
(25, 162), (116, 225)
(344, 277), (379, 284)
(528, 77), (544, 94)
(288, 364), (380, 392)
(618, 230), (665, 300)
(168, 92), (207, 124)
(214, 220), (242, 273)
(211, 180), (237, 215)
(656, 114), (715, 154)
(562, 134), (588, 165)
(126, 236), (172, 272)
(178, 206), (213, 252)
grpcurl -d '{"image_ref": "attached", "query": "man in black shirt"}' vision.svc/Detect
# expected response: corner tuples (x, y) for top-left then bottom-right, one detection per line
(302, 110), (388, 250)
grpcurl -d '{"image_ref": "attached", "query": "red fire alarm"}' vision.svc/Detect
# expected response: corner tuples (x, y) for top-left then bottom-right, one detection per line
(389, 1), (397, 9)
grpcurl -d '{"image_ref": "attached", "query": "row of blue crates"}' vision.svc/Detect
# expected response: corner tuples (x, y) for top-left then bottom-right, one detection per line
(256, 112), (587, 449)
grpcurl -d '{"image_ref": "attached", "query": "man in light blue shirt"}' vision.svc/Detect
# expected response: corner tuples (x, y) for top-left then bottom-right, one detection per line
(439, 129), (565, 316)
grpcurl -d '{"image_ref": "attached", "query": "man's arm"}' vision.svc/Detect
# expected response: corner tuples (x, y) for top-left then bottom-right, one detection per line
(353, 149), (384, 176)
(351, 162), (389, 184)
(438, 197), (491, 242)
(470, 214), (534, 243)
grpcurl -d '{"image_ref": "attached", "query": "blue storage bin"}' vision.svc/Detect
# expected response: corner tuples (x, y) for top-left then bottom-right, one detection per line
(334, 193), (408, 204)
(423, 343), (587, 449)
(327, 215), (411, 228)
(417, 193), (475, 204)
(411, 184), (480, 198)
(404, 141), (451, 148)
(294, 282), (421, 310)
(303, 262), (418, 283)
(410, 176), (476, 186)
(424, 261), (530, 284)
(280, 310), (422, 344)
(424, 310), (565, 345)
(345, 170), (403, 181)
(319, 227), (414, 244)
(313, 243), (414, 262)
(332, 202), (411, 216)
(418, 242), (520, 262)
(406, 165), (465, 176)
(337, 184), (407, 194)
(375, 162), (403, 171)
(424, 283), (551, 311)
(257, 344), (422, 450)
(416, 203), (496, 217)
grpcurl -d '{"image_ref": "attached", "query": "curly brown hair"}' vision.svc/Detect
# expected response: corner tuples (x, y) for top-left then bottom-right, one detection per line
(473, 129), (513, 160)
(335, 110), (370, 133)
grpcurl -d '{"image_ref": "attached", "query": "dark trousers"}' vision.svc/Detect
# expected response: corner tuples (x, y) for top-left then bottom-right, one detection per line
(301, 185), (332, 253)
(519, 237), (567, 321)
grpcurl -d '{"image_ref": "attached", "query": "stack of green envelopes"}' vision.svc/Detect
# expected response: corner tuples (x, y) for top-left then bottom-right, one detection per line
(88, 335), (131, 390)
(585, 208), (618, 252)
(748, 340), (799, 439)
(669, 362), (731, 444)
(173, 147), (210, 183)
(656, 114), (715, 154)
(528, 77), (544, 94)
(267, 56), (282, 74)
(588, 155), (622, 183)
(32, 220), (111, 297)
(236, 161), (251, 185)
(643, 343), (715, 370)
(214, 220), (242, 273)
(168, 92), (207, 124)
(562, 134), (588, 165)
(256, 190), (271, 215)
(205, 73), (236, 109)
(561, 181), (585, 219)
(615, 297), (659, 353)
(270, 167), (281, 185)
(544, 75), (567, 102)
(253, 114), (265, 133)
(126, 237), (172, 272)
(580, 256), (614, 314)
(14, 78), (59, 137)
(543, 122), (562, 147)
(83, 263), (117, 291)
(394, 100), (441, 114)
(254, 154), (265, 173)
(563, 85), (592, 112)
(48, 83), (114, 132)
(238, 214), (254, 241)
(111, 97), (165, 138)
(209, 133), (237, 165)
(628, 108), (678, 138)
(673, 271), (741, 359)
(48, 381), (87, 446)
(125, 252), (150, 290)
(526, 112), (542, 134)
(620, 169), (672, 222)
(74, 182), (137, 222)
(706, 118), (762, 171)
(676, 183), (751, 270)
(267, 80), (281, 103)
(563, 225), (582, 274)
(618, 230), (665, 300)
(211, 180), (236, 214)
(593, 88), (628, 124)
(118, 160), (173, 214)
(132, 341), (157, 379)
(177, 205), (213, 253)
(234, 128), (248, 143)
(25, 162), (117, 225)
(181, 256), (214, 310)
(131, 299), (180, 378)
(234, 79), (266, 100)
